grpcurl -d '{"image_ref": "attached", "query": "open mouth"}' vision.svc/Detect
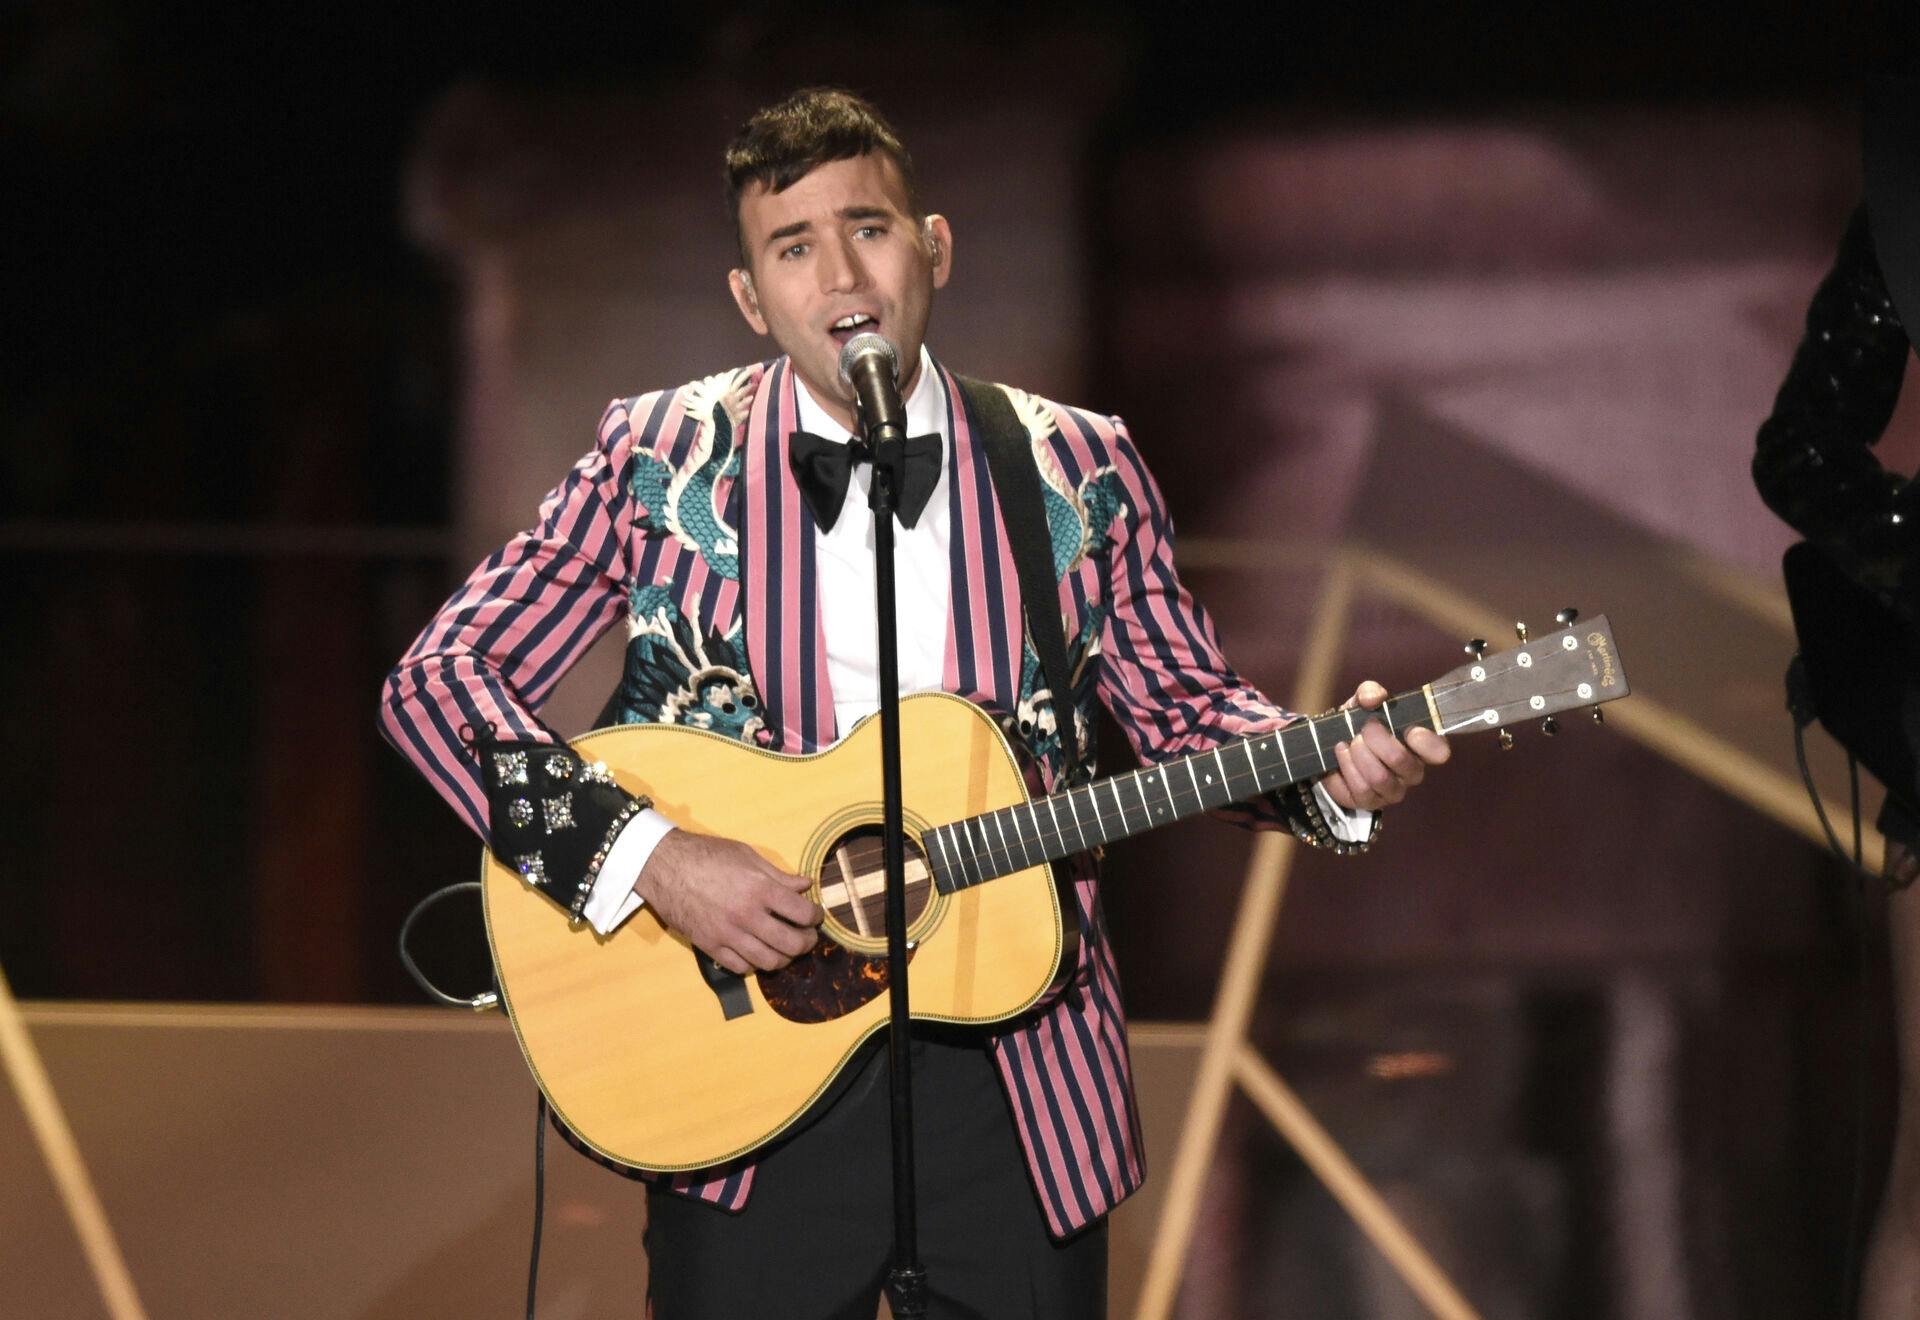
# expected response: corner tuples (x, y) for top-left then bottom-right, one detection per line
(828, 312), (878, 346)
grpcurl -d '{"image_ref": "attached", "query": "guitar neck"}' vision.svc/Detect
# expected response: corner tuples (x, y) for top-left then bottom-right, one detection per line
(924, 690), (1438, 893)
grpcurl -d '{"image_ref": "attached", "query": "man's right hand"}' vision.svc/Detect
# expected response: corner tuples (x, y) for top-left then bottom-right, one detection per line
(633, 830), (823, 974)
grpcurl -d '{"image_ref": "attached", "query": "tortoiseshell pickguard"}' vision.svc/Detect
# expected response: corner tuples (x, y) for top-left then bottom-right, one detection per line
(757, 935), (916, 1024)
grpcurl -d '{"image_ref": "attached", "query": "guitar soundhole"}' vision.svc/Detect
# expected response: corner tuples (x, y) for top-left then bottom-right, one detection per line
(756, 827), (931, 1027)
(817, 826), (934, 941)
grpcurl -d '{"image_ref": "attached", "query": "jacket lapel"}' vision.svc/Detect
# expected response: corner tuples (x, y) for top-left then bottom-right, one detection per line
(738, 358), (838, 753)
(935, 360), (1026, 720)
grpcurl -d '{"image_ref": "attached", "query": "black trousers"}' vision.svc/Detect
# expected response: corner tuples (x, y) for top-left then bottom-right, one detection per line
(643, 1027), (1109, 1319)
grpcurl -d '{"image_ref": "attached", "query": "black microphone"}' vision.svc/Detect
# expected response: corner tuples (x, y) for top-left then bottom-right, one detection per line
(838, 332), (907, 447)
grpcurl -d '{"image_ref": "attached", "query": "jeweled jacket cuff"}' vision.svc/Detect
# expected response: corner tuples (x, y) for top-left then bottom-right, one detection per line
(478, 739), (651, 924)
(1276, 782), (1381, 856)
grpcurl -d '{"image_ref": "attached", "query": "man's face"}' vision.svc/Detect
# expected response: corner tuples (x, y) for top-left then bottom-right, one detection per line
(728, 153), (952, 428)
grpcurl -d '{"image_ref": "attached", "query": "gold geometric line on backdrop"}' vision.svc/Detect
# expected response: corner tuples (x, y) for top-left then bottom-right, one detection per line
(1234, 1045), (1480, 1320)
(0, 963), (148, 1320)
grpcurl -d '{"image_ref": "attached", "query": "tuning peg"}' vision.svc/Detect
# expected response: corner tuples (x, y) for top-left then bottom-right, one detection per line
(1464, 638), (1488, 660)
(1498, 727), (1514, 750)
(1514, 621), (1529, 643)
(1540, 715), (1558, 737)
(1555, 607), (1579, 629)
(1591, 706), (1605, 726)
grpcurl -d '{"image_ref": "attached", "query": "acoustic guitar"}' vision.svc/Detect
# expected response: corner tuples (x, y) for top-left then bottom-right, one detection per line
(482, 613), (1629, 1174)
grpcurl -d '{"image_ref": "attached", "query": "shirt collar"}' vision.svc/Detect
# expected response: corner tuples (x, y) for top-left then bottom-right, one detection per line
(792, 345), (946, 444)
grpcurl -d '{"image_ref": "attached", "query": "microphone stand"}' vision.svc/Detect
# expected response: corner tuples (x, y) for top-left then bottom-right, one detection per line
(859, 391), (929, 1319)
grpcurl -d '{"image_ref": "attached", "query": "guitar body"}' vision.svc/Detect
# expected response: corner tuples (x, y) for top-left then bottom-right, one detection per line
(481, 692), (1070, 1174)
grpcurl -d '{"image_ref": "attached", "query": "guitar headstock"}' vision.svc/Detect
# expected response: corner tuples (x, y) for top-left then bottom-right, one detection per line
(1425, 610), (1628, 743)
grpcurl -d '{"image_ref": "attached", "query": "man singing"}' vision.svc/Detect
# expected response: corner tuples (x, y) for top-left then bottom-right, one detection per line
(381, 87), (1450, 1318)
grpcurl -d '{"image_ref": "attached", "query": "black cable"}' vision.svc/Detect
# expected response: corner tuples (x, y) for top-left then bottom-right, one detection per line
(397, 881), (497, 1009)
(1787, 657), (1884, 1314)
(1854, 756), (1865, 877)
(528, 1092), (547, 1320)
(1793, 706), (1879, 1317)
(1842, 752), (1871, 1320)
(1792, 720), (1882, 889)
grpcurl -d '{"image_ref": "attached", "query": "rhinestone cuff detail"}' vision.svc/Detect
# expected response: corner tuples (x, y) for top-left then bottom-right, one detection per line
(568, 795), (654, 924)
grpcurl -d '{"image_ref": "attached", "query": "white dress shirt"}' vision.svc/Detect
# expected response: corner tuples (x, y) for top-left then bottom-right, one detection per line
(581, 350), (1366, 935)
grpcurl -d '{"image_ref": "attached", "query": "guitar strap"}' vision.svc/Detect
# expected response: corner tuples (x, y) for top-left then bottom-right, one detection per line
(953, 375), (1084, 781)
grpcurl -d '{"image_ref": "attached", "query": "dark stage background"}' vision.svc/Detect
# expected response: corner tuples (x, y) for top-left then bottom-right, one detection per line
(7, 4), (1920, 1317)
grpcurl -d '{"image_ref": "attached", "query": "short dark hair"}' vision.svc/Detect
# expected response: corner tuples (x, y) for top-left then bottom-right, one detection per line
(724, 87), (921, 263)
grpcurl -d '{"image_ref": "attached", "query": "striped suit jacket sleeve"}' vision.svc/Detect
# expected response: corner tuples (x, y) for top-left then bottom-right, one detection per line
(378, 396), (648, 837)
(1094, 414), (1299, 832)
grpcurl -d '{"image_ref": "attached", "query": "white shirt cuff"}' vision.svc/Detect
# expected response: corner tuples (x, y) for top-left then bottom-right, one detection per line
(1312, 780), (1374, 843)
(581, 807), (677, 935)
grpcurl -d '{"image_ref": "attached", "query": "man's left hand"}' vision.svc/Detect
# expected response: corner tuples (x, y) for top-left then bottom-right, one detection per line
(1318, 680), (1451, 812)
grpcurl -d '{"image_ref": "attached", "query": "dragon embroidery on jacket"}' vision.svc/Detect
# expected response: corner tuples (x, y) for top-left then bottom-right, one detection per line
(629, 368), (755, 582)
(1006, 604), (1105, 781)
(1003, 387), (1128, 576)
(610, 585), (765, 743)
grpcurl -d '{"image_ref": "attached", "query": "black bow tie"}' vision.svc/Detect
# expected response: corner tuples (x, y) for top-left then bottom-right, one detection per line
(788, 430), (942, 531)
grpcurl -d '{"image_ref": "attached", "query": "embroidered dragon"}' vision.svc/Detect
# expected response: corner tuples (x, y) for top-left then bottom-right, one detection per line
(629, 368), (755, 582)
(1002, 387), (1128, 577)
(1007, 604), (1106, 780)
(611, 585), (765, 744)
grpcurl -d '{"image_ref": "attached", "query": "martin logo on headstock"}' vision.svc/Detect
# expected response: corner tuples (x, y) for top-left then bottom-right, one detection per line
(1586, 628), (1619, 692)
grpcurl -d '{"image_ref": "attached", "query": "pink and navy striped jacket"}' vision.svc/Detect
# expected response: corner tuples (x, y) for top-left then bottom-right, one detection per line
(379, 355), (1305, 1237)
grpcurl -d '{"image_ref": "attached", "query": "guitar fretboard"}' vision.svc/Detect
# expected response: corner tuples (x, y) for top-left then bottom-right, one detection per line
(923, 690), (1436, 893)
